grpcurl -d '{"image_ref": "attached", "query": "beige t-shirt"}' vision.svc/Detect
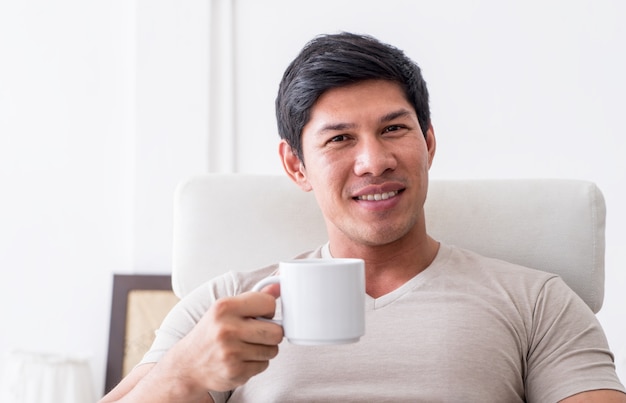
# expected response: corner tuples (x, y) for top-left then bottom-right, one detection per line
(142, 244), (625, 402)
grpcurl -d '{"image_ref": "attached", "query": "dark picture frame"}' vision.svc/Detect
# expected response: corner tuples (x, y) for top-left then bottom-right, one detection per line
(104, 274), (177, 394)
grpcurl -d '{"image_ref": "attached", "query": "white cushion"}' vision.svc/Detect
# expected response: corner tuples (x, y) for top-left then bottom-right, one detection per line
(172, 174), (605, 312)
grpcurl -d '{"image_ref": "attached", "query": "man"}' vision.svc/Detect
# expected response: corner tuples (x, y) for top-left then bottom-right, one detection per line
(101, 32), (625, 402)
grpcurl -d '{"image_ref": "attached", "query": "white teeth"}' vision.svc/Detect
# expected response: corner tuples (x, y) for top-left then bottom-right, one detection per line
(356, 191), (399, 201)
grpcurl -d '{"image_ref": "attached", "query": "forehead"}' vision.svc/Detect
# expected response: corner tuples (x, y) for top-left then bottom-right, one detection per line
(316, 79), (407, 105)
(305, 80), (416, 128)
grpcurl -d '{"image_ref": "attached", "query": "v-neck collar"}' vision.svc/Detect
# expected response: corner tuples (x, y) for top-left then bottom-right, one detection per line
(320, 242), (451, 310)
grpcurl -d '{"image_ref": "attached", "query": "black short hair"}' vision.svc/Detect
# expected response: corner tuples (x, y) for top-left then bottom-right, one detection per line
(276, 32), (431, 162)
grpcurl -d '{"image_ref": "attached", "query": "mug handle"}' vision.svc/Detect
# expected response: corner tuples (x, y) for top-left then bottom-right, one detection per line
(251, 275), (282, 326)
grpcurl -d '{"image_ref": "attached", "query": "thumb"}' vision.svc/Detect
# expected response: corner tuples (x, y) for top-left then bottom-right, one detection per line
(260, 283), (281, 299)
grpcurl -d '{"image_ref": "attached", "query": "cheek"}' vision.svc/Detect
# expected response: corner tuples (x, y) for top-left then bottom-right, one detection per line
(305, 161), (347, 203)
(402, 139), (431, 167)
(305, 149), (348, 180)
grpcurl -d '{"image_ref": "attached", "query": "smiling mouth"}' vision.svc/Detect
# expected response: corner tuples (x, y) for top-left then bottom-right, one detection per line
(355, 190), (400, 201)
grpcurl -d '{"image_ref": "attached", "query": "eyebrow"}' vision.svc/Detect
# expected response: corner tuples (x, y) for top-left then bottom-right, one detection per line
(317, 108), (414, 134)
(379, 109), (413, 123)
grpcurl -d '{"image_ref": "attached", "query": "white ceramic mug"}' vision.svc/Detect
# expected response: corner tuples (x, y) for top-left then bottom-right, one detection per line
(251, 258), (366, 345)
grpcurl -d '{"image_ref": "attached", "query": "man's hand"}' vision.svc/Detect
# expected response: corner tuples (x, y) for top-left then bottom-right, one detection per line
(162, 286), (284, 393)
(101, 286), (283, 402)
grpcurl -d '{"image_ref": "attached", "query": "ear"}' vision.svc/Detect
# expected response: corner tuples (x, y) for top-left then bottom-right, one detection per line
(279, 140), (312, 192)
(425, 124), (436, 168)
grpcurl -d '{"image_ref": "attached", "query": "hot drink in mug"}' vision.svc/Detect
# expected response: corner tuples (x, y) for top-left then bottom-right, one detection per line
(252, 258), (366, 345)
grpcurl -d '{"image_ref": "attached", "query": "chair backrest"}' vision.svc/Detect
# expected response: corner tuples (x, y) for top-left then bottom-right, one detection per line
(172, 174), (606, 313)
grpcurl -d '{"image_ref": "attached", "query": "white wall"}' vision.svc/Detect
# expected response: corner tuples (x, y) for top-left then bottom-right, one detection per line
(134, 0), (211, 272)
(0, 0), (624, 397)
(0, 0), (136, 396)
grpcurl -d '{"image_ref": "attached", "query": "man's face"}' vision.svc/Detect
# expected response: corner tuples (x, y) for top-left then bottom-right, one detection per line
(282, 79), (436, 248)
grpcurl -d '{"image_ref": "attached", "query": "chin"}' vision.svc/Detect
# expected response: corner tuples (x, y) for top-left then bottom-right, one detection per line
(355, 228), (410, 247)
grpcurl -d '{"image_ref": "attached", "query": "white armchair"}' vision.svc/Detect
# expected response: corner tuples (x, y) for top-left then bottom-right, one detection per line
(171, 174), (606, 313)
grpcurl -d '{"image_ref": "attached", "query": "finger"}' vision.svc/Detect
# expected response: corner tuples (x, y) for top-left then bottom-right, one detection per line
(241, 342), (280, 362)
(220, 292), (276, 319)
(241, 316), (284, 345)
(211, 346), (274, 389)
(260, 283), (280, 298)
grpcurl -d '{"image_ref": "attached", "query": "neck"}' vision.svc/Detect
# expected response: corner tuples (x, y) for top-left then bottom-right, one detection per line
(329, 234), (440, 298)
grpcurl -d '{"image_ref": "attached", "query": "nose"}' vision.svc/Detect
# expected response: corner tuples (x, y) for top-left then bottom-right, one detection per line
(353, 136), (397, 177)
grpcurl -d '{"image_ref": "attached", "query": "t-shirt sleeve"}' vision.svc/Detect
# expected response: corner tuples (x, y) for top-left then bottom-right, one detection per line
(525, 276), (625, 402)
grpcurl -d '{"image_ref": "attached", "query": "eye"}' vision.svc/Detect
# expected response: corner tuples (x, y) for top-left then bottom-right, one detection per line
(327, 134), (349, 143)
(383, 125), (404, 133)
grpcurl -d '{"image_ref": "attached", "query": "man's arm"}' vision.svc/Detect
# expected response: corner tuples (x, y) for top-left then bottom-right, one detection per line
(99, 361), (214, 403)
(99, 289), (283, 402)
(99, 363), (167, 403)
(560, 389), (626, 402)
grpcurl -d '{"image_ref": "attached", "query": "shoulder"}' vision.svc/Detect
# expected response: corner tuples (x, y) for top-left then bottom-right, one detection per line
(437, 245), (624, 401)
(444, 244), (554, 277)
(437, 244), (586, 319)
(187, 245), (324, 300)
(440, 243), (560, 291)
